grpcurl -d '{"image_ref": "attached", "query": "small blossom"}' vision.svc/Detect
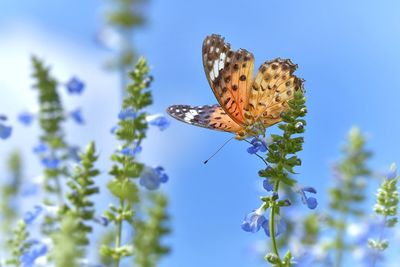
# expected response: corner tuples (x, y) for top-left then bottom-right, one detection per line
(118, 108), (137, 120)
(146, 113), (170, 131)
(66, 77), (85, 94)
(69, 108), (84, 124)
(263, 179), (274, 191)
(41, 156), (60, 169)
(23, 206), (44, 225)
(241, 209), (267, 233)
(154, 166), (169, 183)
(297, 186), (318, 210)
(0, 123), (12, 139)
(120, 143), (142, 157)
(306, 197), (318, 209)
(33, 143), (48, 154)
(262, 218), (286, 237)
(139, 166), (169, 190)
(18, 111), (34, 126)
(93, 216), (109, 227)
(20, 240), (48, 267)
(387, 163), (397, 180)
(68, 146), (81, 162)
(110, 125), (119, 134)
(247, 137), (267, 154)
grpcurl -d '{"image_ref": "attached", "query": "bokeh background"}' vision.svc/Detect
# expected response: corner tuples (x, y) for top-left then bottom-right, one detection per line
(1, 0), (400, 266)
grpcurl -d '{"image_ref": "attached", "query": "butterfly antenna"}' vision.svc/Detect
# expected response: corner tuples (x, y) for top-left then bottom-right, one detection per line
(204, 136), (234, 164)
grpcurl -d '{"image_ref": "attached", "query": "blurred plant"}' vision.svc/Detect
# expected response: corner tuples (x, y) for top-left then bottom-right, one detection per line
(133, 193), (171, 267)
(101, 0), (148, 93)
(61, 141), (101, 247)
(100, 58), (170, 267)
(0, 151), (23, 244)
(29, 56), (86, 234)
(325, 127), (372, 267)
(5, 221), (31, 267)
(51, 214), (81, 267)
(368, 163), (399, 267)
(242, 90), (310, 266)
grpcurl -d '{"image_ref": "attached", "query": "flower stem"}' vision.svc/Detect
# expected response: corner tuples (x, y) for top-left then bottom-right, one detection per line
(114, 199), (125, 267)
(269, 180), (281, 260)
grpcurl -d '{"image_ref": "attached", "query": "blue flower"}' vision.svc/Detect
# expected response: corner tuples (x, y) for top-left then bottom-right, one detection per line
(263, 179), (274, 191)
(110, 125), (119, 134)
(262, 218), (286, 237)
(387, 163), (397, 180)
(146, 114), (170, 131)
(241, 209), (267, 233)
(93, 216), (109, 227)
(0, 115), (7, 120)
(33, 143), (48, 154)
(69, 146), (81, 162)
(139, 166), (169, 190)
(154, 166), (169, 183)
(118, 108), (137, 120)
(120, 143), (142, 157)
(298, 186), (318, 209)
(69, 108), (84, 125)
(247, 137), (267, 154)
(41, 157), (60, 169)
(23, 205), (44, 225)
(18, 111), (34, 126)
(0, 123), (12, 139)
(20, 240), (48, 267)
(66, 77), (85, 94)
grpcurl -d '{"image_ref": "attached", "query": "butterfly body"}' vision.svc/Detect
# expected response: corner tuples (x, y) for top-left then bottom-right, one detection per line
(167, 34), (304, 140)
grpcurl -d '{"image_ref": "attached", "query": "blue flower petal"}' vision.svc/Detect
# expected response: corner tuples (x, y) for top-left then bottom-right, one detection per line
(146, 114), (170, 131)
(69, 108), (84, 125)
(139, 166), (169, 190)
(20, 241), (48, 266)
(241, 210), (266, 233)
(247, 146), (258, 154)
(33, 143), (48, 154)
(69, 146), (81, 162)
(263, 179), (274, 191)
(18, 111), (34, 126)
(118, 108), (137, 120)
(41, 157), (60, 169)
(93, 216), (109, 227)
(306, 197), (318, 209)
(23, 205), (44, 225)
(301, 186), (317, 194)
(262, 218), (286, 237)
(66, 77), (85, 94)
(120, 144), (142, 157)
(110, 125), (119, 134)
(0, 124), (12, 139)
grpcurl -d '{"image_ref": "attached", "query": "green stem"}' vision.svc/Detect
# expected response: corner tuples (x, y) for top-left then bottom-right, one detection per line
(269, 181), (281, 260)
(114, 199), (125, 267)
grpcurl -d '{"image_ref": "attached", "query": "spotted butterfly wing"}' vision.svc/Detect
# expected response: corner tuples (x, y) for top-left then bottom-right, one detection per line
(243, 58), (304, 127)
(202, 34), (254, 125)
(167, 34), (304, 139)
(167, 105), (242, 133)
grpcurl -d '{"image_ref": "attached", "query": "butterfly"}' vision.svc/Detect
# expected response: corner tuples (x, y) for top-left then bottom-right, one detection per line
(167, 34), (304, 140)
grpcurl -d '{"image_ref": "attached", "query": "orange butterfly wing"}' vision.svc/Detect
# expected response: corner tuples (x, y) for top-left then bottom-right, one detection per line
(244, 58), (305, 127)
(167, 105), (242, 133)
(202, 34), (254, 126)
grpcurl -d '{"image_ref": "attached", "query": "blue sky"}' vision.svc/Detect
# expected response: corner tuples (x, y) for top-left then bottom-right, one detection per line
(1, 0), (400, 266)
